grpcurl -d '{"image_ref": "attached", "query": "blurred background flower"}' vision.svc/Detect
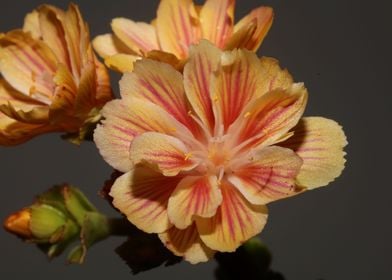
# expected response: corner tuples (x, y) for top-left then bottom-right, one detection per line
(0, 4), (113, 146)
(93, 0), (273, 72)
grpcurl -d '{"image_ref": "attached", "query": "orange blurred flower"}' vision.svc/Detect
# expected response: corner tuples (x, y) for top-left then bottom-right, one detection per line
(93, 0), (273, 72)
(0, 4), (113, 145)
(94, 41), (347, 263)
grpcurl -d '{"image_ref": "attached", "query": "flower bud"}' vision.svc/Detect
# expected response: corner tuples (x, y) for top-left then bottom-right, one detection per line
(4, 185), (110, 263)
(4, 208), (33, 239)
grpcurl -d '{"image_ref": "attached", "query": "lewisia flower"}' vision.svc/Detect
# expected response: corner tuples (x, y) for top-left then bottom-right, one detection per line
(93, 0), (273, 72)
(94, 41), (347, 263)
(0, 4), (112, 145)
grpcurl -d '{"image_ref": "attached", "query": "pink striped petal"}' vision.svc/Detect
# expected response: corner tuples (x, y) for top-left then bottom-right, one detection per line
(111, 18), (159, 55)
(199, 0), (235, 48)
(228, 146), (303, 205)
(94, 98), (193, 172)
(280, 117), (347, 189)
(228, 83), (308, 150)
(184, 40), (221, 132)
(130, 132), (198, 177)
(167, 175), (222, 229)
(232, 6), (274, 51)
(120, 59), (194, 130)
(196, 180), (268, 252)
(211, 49), (264, 130)
(156, 0), (201, 59)
(159, 223), (215, 264)
(110, 168), (182, 233)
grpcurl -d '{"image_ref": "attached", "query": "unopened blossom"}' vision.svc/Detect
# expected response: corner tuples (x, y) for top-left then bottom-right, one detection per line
(94, 41), (347, 263)
(93, 0), (273, 72)
(0, 4), (113, 145)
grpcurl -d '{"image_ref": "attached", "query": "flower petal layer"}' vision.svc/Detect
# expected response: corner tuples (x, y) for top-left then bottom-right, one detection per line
(280, 117), (347, 189)
(196, 181), (268, 252)
(258, 57), (293, 94)
(212, 49), (264, 130)
(156, 0), (201, 59)
(110, 168), (182, 233)
(199, 0), (235, 48)
(167, 175), (222, 229)
(111, 18), (159, 55)
(120, 59), (193, 128)
(232, 6), (274, 51)
(94, 98), (191, 172)
(159, 223), (215, 264)
(184, 40), (221, 131)
(228, 146), (303, 205)
(130, 132), (198, 176)
(228, 83), (308, 150)
(104, 53), (140, 73)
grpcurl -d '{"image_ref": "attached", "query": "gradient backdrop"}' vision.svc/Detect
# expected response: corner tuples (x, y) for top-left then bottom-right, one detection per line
(1, 0), (391, 279)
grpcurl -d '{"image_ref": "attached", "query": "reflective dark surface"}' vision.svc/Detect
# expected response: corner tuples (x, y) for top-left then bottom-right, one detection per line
(1, 0), (391, 279)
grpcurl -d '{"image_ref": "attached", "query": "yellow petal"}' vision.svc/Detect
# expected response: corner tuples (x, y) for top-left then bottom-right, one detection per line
(228, 83), (308, 150)
(167, 176), (222, 229)
(156, 0), (201, 59)
(211, 48), (265, 130)
(104, 53), (140, 73)
(159, 223), (215, 264)
(280, 117), (347, 189)
(94, 98), (192, 172)
(199, 0), (235, 48)
(111, 18), (159, 55)
(129, 132), (198, 176)
(232, 6), (274, 51)
(223, 20), (257, 51)
(145, 50), (182, 70)
(93, 34), (133, 58)
(228, 146), (303, 205)
(184, 40), (221, 132)
(0, 30), (57, 101)
(196, 181), (268, 252)
(120, 59), (194, 129)
(110, 169), (182, 233)
(258, 56), (294, 95)
(23, 10), (41, 39)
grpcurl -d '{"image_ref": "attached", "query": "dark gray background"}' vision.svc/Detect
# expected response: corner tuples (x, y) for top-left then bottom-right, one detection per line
(1, 0), (391, 279)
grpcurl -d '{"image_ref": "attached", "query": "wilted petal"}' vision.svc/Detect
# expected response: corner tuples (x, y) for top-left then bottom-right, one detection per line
(199, 0), (235, 48)
(0, 31), (57, 101)
(156, 0), (201, 59)
(159, 223), (215, 264)
(0, 111), (55, 146)
(212, 49), (264, 130)
(167, 176), (222, 229)
(228, 83), (308, 150)
(280, 117), (347, 189)
(120, 59), (193, 128)
(232, 6), (274, 51)
(228, 146), (302, 205)
(130, 132), (198, 176)
(94, 98), (192, 172)
(196, 181), (268, 252)
(184, 40), (220, 132)
(110, 168), (182, 233)
(111, 18), (159, 55)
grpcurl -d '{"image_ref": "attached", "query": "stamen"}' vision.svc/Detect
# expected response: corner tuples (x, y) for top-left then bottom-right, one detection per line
(184, 152), (193, 161)
(244, 111), (251, 118)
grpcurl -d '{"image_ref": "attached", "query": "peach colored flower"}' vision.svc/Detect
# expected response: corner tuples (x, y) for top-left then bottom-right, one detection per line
(94, 41), (347, 263)
(0, 4), (113, 146)
(93, 0), (273, 72)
